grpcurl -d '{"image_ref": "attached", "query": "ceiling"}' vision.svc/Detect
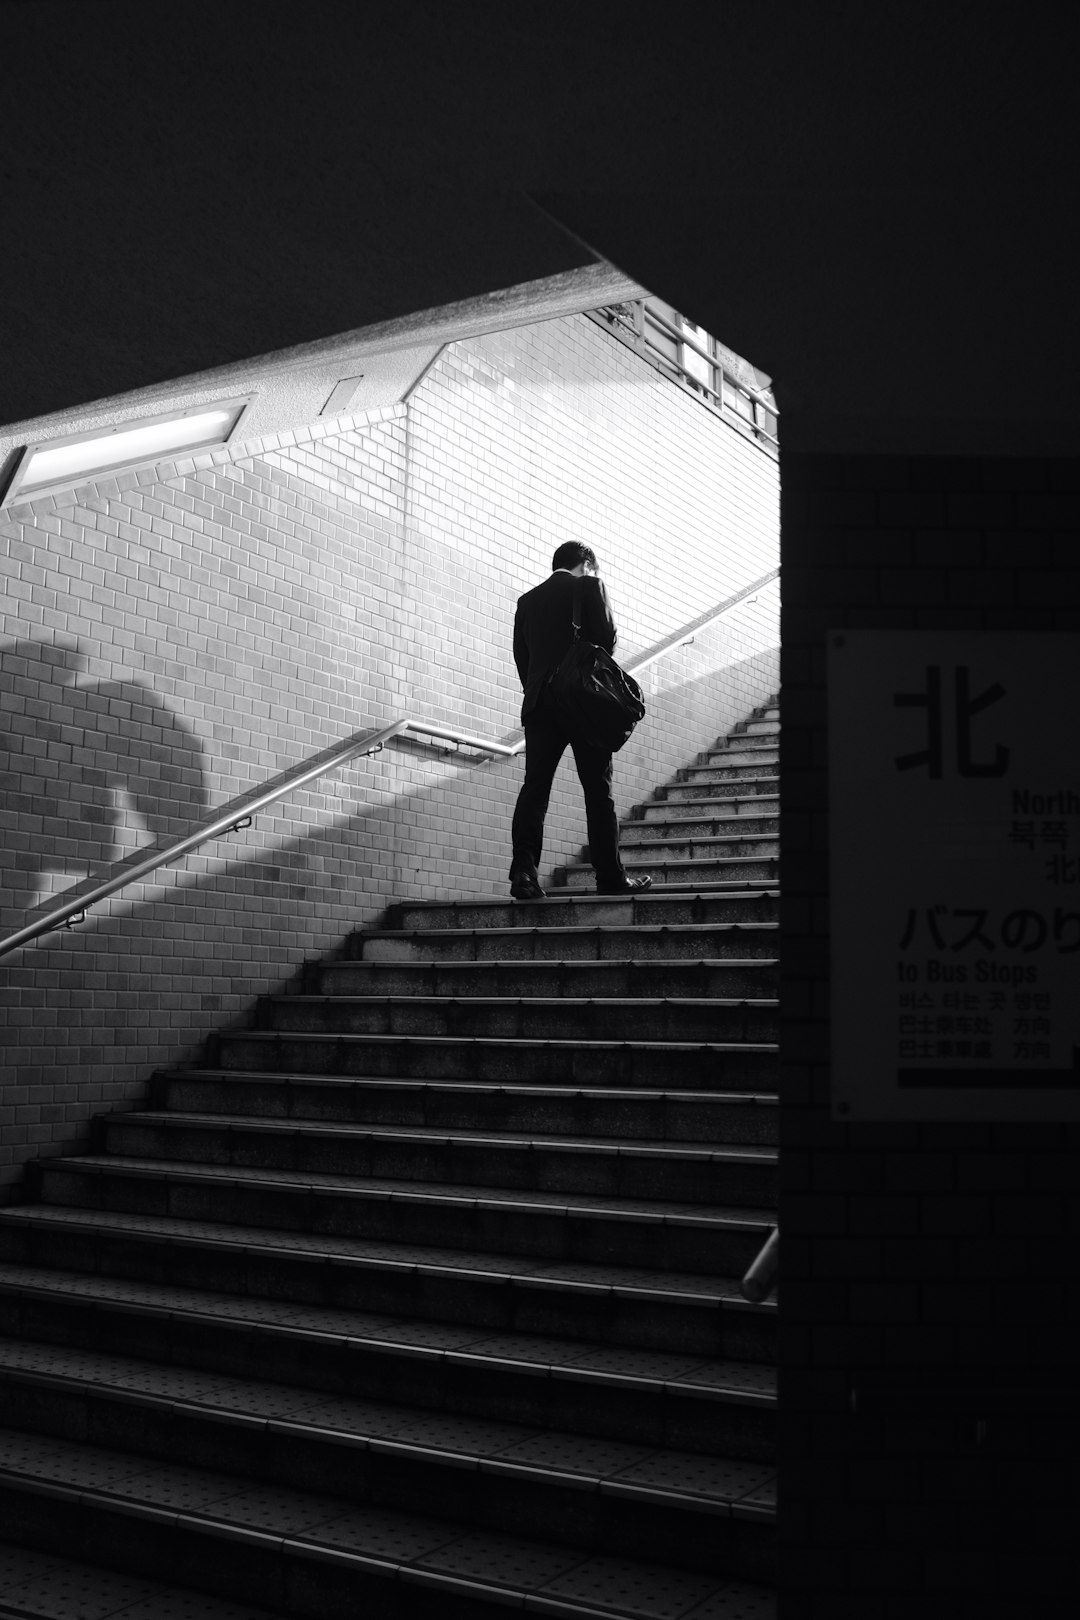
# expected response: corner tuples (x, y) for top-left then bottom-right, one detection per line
(3, 1), (1075, 458)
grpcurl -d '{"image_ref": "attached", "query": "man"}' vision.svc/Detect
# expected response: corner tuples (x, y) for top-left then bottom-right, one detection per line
(508, 542), (653, 900)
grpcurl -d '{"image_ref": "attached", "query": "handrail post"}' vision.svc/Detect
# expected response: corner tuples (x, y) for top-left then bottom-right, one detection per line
(740, 1225), (778, 1302)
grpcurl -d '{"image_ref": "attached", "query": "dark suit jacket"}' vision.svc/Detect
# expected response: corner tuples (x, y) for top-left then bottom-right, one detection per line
(513, 570), (618, 721)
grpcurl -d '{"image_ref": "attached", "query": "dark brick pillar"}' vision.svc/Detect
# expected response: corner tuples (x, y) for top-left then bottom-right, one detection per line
(778, 453), (1080, 1618)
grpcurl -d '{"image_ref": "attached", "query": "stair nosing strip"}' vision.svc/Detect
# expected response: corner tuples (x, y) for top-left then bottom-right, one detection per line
(0, 1232), (767, 1309)
(107, 1116), (779, 1161)
(317, 952), (780, 965)
(158, 1072), (782, 1103)
(30, 1158), (777, 1226)
(0, 1399), (768, 1516)
(271, 995), (780, 1008)
(0, 1462), (428, 1575)
(563, 858), (778, 870)
(391, 887), (780, 909)
(360, 923), (780, 938)
(220, 1033), (781, 1053)
(596, 1478), (730, 1514)
(162, 1069), (786, 1095)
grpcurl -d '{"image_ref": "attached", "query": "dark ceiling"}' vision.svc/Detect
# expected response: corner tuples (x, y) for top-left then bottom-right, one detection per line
(3, 0), (1076, 454)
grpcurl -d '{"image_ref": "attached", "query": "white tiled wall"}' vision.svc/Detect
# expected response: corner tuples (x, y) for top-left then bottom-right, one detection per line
(0, 315), (779, 1197)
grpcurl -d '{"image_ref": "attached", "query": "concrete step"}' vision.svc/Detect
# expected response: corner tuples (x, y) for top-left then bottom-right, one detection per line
(256, 995), (780, 1044)
(0, 1351), (775, 1576)
(151, 1073), (780, 1145)
(621, 816), (778, 841)
(27, 1158), (775, 1276)
(98, 1113), (779, 1207)
(308, 957), (779, 999)
(0, 1539), (280, 1620)
(695, 757), (777, 780)
(637, 795), (778, 822)
(359, 921), (780, 962)
(660, 778), (780, 803)
(601, 834), (780, 861)
(676, 759), (779, 784)
(699, 739), (778, 760)
(0, 1430), (776, 1610)
(559, 857), (779, 889)
(208, 1031), (780, 1090)
(0, 1309), (775, 1463)
(378, 889), (779, 933)
(695, 752), (777, 774)
(357, 922), (780, 963)
(0, 1214), (777, 1360)
(689, 742), (777, 761)
(0, 696), (784, 1617)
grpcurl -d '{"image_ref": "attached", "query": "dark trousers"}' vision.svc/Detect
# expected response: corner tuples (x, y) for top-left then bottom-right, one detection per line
(510, 686), (623, 882)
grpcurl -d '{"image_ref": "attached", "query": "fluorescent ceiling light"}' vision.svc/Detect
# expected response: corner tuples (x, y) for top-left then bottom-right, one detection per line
(2, 397), (253, 506)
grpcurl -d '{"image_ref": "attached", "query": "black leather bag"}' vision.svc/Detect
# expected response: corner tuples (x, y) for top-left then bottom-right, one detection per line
(546, 578), (646, 753)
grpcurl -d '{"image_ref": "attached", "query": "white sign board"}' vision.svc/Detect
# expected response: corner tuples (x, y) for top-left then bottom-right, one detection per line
(829, 632), (1080, 1120)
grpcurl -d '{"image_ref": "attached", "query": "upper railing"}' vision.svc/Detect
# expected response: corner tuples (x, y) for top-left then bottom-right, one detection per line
(0, 568), (779, 960)
(586, 298), (779, 456)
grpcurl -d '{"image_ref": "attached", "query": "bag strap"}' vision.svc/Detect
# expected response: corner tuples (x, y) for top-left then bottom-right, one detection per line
(570, 574), (584, 640)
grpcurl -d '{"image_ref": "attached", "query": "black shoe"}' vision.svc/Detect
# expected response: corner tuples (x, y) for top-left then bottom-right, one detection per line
(510, 873), (546, 900)
(596, 874), (653, 895)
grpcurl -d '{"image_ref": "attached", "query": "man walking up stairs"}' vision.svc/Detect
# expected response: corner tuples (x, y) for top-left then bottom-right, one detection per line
(0, 697), (781, 1620)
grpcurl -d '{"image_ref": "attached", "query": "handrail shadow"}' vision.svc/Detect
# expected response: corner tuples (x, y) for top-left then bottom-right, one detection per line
(0, 569), (779, 960)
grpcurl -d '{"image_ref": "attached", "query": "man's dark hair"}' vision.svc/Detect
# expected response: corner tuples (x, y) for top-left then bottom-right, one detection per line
(551, 542), (598, 572)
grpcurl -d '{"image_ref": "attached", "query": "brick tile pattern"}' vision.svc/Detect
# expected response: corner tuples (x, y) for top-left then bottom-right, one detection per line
(0, 316), (778, 1198)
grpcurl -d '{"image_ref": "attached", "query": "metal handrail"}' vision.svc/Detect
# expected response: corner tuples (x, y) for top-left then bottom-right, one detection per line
(740, 1225), (779, 1302)
(0, 569), (779, 960)
(592, 302), (779, 448)
(643, 351), (779, 448)
(641, 304), (775, 406)
(399, 720), (522, 757)
(0, 721), (411, 961)
(625, 569), (779, 678)
(407, 567), (780, 749)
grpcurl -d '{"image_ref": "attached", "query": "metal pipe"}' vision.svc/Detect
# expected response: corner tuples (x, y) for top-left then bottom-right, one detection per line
(0, 572), (780, 960)
(403, 721), (521, 756)
(596, 302), (779, 446)
(625, 570), (780, 678)
(641, 305), (776, 405)
(740, 1225), (778, 1302)
(0, 721), (409, 960)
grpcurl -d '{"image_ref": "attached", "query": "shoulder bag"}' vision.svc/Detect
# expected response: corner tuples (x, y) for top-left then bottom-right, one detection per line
(546, 576), (646, 753)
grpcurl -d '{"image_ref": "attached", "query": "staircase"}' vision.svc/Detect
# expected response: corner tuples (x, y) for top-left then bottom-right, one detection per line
(0, 697), (780, 1620)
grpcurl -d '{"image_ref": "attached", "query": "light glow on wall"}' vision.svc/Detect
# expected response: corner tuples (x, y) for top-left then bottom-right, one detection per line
(2, 398), (252, 505)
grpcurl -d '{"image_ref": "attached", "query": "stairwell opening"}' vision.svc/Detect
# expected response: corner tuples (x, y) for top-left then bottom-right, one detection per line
(0, 285), (781, 1619)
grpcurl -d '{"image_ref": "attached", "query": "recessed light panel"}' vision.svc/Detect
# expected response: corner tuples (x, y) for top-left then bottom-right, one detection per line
(2, 397), (253, 506)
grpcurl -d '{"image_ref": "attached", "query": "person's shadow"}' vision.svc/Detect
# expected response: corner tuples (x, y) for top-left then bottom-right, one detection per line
(0, 638), (209, 923)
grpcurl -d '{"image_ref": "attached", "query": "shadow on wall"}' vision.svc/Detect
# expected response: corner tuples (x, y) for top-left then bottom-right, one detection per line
(0, 643), (777, 1197)
(0, 642), (779, 962)
(0, 639), (209, 923)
